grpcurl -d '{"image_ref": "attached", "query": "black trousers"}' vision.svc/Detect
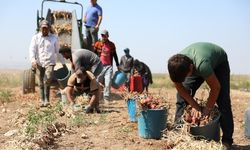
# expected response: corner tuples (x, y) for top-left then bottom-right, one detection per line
(175, 60), (234, 145)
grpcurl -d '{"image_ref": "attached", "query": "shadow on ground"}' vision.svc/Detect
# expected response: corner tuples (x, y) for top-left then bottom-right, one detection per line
(232, 144), (250, 150)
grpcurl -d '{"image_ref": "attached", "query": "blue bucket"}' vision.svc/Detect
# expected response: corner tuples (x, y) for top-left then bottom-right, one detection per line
(112, 71), (127, 89)
(138, 108), (167, 139)
(127, 99), (137, 122)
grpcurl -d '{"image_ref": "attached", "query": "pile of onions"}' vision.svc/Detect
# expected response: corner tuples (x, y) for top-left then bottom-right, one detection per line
(183, 105), (220, 126)
(139, 96), (160, 109)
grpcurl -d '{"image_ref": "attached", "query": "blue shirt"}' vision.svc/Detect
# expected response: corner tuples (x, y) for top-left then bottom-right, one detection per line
(85, 4), (102, 27)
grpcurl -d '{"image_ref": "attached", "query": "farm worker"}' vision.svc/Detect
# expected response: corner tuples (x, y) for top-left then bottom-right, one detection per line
(167, 42), (234, 149)
(29, 20), (67, 107)
(132, 59), (153, 93)
(93, 29), (119, 104)
(58, 45), (103, 78)
(83, 0), (102, 51)
(118, 48), (134, 90)
(65, 68), (100, 113)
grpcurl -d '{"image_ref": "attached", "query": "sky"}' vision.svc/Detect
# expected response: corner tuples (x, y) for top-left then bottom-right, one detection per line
(0, 0), (250, 74)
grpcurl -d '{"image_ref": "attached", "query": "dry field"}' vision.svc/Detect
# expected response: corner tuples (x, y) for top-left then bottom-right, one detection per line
(0, 70), (250, 150)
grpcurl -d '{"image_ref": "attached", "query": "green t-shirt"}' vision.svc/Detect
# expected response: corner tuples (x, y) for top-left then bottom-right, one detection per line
(180, 42), (228, 78)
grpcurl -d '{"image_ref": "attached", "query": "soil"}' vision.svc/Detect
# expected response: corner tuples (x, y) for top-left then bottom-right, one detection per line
(0, 86), (250, 150)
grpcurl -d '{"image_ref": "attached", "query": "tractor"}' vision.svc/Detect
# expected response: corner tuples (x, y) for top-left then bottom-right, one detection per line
(23, 0), (86, 94)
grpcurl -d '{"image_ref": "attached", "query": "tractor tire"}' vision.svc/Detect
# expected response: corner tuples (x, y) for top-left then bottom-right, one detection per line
(23, 69), (36, 94)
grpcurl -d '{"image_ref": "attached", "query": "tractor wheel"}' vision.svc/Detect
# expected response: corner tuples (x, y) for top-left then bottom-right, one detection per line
(22, 69), (36, 94)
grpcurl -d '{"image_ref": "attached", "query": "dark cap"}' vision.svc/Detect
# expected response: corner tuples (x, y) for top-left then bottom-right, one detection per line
(124, 48), (130, 52)
(59, 45), (71, 53)
(101, 29), (109, 37)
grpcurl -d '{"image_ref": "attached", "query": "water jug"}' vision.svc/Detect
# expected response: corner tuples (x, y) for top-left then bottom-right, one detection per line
(130, 75), (143, 93)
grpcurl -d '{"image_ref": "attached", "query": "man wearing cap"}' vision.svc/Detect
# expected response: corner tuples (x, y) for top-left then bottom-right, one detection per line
(29, 20), (66, 107)
(94, 29), (119, 103)
(119, 48), (134, 90)
(84, 0), (102, 51)
(65, 69), (100, 113)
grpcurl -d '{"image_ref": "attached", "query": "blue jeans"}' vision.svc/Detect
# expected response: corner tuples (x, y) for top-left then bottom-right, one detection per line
(85, 26), (98, 51)
(175, 60), (234, 145)
(97, 65), (113, 100)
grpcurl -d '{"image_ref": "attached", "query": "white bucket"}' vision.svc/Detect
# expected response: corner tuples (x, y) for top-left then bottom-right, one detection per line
(245, 107), (250, 138)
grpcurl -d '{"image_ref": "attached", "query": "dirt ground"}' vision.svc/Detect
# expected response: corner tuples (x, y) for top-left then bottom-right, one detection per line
(0, 86), (250, 150)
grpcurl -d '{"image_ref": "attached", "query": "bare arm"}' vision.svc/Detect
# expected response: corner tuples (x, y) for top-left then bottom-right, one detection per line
(83, 13), (87, 23)
(89, 90), (98, 107)
(203, 73), (221, 114)
(95, 15), (102, 28)
(175, 82), (200, 111)
(113, 50), (119, 67)
(66, 86), (75, 105)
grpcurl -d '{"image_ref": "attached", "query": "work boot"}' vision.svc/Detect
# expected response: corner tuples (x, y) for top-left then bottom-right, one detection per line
(42, 86), (50, 107)
(40, 101), (45, 107)
(222, 142), (232, 150)
(44, 101), (50, 107)
(44, 86), (50, 103)
(39, 87), (45, 107)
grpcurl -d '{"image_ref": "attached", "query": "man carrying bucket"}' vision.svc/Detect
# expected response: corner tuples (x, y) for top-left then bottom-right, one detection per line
(167, 42), (234, 149)
(119, 48), (134, 90)
(64, 68), (100, 113)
